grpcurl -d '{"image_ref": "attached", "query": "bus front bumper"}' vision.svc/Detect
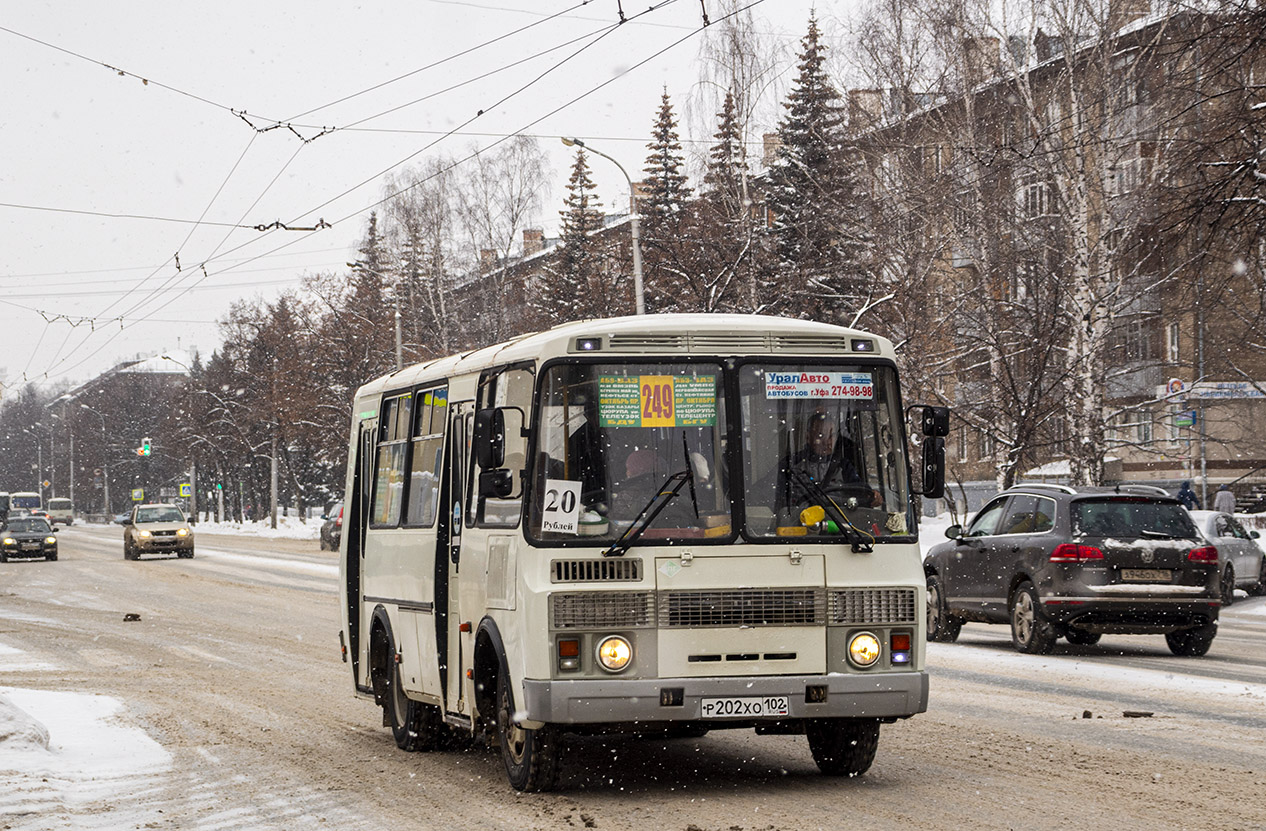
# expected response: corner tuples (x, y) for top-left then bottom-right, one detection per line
(520, 671), (928, 726)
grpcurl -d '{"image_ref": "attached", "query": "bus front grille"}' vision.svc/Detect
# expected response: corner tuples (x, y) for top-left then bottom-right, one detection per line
(659, 589), (826, 628)
(829, 588), (918, 625)
(551, 591), (655, 629)
(551, 558), (642, 583)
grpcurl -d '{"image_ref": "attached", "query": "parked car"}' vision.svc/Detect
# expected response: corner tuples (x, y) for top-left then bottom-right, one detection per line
(320, 502), (343, 551)
(123, 503), (194, 560)
(46, 497), (74, 525)
(925, 484), (1222, 656)
(1, 516), (58, 562)
(1188, 510), (1265, 604)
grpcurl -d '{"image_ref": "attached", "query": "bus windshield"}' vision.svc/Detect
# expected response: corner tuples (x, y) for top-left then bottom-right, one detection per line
(528, 361), (730, 543)
(738, 363), (912, 540)
(10, 494), (41, 511)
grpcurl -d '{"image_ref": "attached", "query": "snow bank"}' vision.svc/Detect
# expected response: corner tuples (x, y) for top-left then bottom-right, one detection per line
(0, 687), (170, 784)
(189, 515), (321, 540)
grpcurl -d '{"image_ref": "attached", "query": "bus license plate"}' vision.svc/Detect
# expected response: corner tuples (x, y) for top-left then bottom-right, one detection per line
(700, 696), (790, 718)
(1121, 569), (1171, 582)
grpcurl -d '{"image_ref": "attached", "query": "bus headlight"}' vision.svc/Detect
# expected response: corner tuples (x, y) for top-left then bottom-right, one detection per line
(596, 636), (632, 672)
(847, 632), (882, 668)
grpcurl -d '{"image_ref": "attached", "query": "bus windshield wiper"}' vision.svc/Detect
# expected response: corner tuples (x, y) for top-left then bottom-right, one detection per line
(786, 466), (874, 553)
(603, 468), (692, 558)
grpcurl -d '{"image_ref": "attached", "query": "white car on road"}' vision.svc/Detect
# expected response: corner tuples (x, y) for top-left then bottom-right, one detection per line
(1188, 510), (1265, 604)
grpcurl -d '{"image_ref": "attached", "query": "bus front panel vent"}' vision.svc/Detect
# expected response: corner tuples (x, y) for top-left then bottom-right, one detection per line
(551, 558), (643, 583)
(550, 591), (655, 629)
(829, 588), (918, 625)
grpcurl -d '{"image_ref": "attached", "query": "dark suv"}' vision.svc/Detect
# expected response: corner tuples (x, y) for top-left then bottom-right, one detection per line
(924, 484), (1221, 656)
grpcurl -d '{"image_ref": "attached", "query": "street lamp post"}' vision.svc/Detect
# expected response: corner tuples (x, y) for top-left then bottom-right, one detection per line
(561, 136), (645, 315)
(81, 404), (110, 517)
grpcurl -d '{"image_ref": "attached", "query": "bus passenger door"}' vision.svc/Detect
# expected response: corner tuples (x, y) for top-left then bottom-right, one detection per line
(439, 402), (472, 714)
(347, 420), (376, 690)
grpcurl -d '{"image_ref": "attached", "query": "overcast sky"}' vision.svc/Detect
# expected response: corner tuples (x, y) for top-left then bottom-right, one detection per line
(0, 0), (844, 392)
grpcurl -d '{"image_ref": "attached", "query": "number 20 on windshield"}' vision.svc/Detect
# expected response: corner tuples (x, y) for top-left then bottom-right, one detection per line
(641, 376), (674, 427)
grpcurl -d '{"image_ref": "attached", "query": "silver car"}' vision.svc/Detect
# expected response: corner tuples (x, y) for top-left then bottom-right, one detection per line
(1188, 510), (1265, 604)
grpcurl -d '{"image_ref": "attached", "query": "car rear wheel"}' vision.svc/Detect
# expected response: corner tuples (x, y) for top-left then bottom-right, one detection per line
(1220, 565), (1235, 606)
(1252, 557), (1266, 596)
(1165, 622), (1216, 656)
(1064, 628), (1101, 646)
(806, 718), (880, 777)
(1010, 581), (1057, 654)
(926, 574), (962, 642)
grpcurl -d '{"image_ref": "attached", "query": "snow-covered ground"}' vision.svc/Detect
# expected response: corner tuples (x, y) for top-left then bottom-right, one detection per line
(85, 514), (322, 540)
(190, 515), (322, 540)
(0, 688), (172, 821)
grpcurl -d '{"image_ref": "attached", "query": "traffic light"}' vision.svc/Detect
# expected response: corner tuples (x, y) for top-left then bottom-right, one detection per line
(140, 437), (152, 457)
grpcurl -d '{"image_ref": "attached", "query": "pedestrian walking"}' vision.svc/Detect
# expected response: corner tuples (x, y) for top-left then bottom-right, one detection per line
(1213, 484), (1236, 514)
(1175, 480), (1201, 510)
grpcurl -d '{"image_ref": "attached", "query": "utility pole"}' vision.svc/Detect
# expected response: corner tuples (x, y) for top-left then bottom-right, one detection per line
(270, 433), (279, 529)
(189, 460), (198, 525)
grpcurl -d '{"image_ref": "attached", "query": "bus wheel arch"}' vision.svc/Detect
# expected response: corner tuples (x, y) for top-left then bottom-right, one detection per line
(368, 606), (394, 709)
(473, 618), (508, 731)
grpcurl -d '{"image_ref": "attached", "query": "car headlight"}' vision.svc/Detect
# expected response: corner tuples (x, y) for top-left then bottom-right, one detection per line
(139, 530), (152, 538)
(847, 632), (882, 668)
(596, 636), (632, 672)
(177, 528), (190, 537)
(45, 536), (57, 544)
(2, 537), (14, 545)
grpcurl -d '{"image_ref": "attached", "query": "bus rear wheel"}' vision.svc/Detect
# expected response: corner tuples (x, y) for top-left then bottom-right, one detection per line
(386, 659), (441, 751)
(497, 670), (561, 792)
(806, 718), (880, 776)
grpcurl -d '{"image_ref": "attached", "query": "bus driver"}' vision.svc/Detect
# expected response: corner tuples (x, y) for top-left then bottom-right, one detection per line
(779, 413), (881, 511)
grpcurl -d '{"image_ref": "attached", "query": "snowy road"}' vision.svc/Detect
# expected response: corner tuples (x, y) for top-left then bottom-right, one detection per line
(1, 524), (1264, 830)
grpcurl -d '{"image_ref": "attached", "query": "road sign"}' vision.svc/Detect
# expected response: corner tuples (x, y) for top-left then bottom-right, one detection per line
(1174, 410), (1196, 427)
(131, 488), (144, 501)
(179, 483), (192, 497)
(42, 479), (51, 488)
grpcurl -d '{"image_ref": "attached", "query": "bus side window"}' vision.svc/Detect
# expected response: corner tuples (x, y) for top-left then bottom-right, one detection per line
(473, 367), (533, 528)
(370, 393), (412, 527)
(404, 387), (447, 527)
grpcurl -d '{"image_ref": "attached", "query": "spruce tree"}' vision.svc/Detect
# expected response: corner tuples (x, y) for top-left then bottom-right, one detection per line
(640, 90), (694, 311)
(703, 90), (747, 207)
(768, 14), (870, 320)
(538, 150), (624, 321)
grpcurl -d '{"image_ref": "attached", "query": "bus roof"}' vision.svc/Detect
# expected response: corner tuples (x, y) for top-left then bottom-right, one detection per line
(355, 314), (895, 402)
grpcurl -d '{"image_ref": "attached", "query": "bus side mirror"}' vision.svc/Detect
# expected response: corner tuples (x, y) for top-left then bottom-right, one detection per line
(474, 408), (506, 469)
(921, 406), (950, 437)
(921, 436), (945, 499)
(479, 469), (514, 499)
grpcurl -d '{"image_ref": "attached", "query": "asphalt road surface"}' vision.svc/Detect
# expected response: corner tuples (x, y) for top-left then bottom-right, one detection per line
(2, 523), (1263, 831)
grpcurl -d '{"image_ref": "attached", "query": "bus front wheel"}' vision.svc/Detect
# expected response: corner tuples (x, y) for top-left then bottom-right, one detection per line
(496, 670), (561, 792)
(806, 718), (880, 777)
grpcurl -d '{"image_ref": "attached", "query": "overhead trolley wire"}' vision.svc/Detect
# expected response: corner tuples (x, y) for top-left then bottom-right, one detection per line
(24, 0), (743, 384)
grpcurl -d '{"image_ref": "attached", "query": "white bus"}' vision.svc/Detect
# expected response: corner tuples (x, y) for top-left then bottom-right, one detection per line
(338, 314), (947, 791)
